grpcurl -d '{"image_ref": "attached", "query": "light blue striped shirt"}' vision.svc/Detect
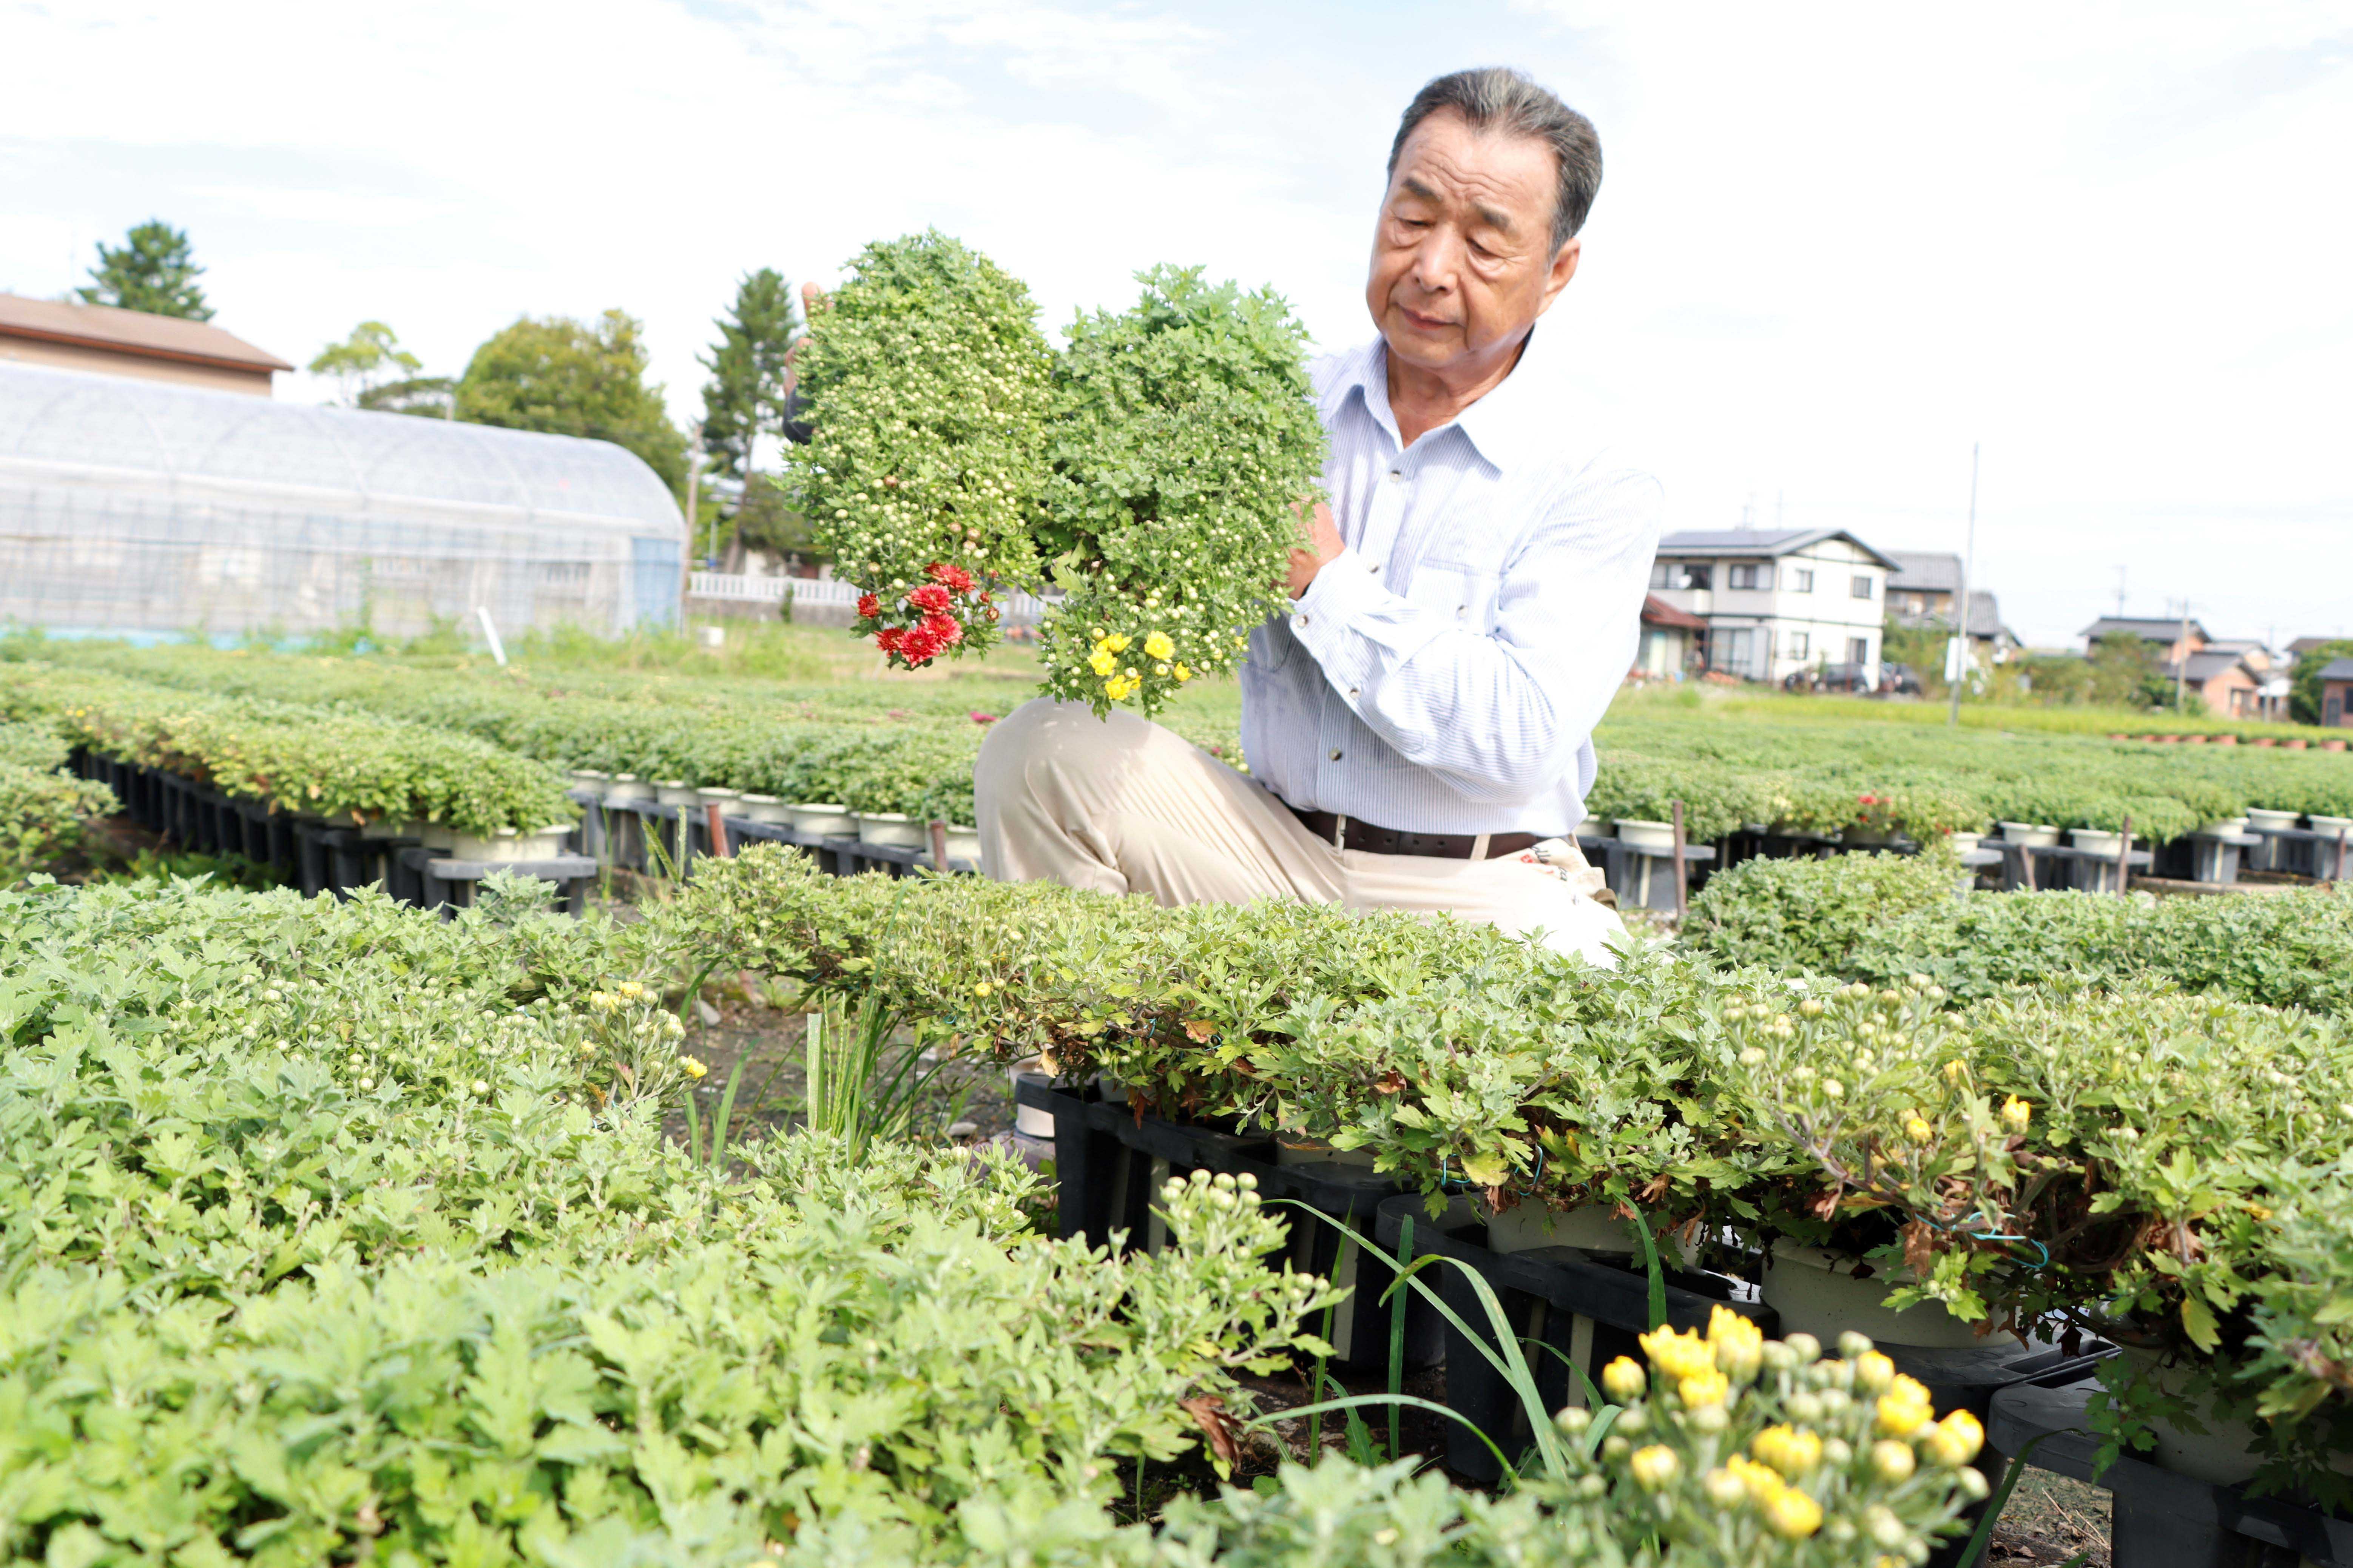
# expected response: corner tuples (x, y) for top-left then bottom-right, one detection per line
(1239, 326), (1662, 836)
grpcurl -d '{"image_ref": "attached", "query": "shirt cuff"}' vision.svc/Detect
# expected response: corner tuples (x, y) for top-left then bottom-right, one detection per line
(1288, 548), (1392, 689)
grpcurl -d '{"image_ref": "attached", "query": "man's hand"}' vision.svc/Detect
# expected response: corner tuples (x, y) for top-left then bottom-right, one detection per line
(1287, 501), (1345, 598)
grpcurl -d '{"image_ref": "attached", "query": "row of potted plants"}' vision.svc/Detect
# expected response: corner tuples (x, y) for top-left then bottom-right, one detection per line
(2, 665), (579, 846)
(669, 845), (2353, 1505)
(573, 768), (985, 863)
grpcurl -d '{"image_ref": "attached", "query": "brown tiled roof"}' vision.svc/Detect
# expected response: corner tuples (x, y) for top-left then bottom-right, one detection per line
(1641, 593), (1708, 629)
(0, 293), (292, 373)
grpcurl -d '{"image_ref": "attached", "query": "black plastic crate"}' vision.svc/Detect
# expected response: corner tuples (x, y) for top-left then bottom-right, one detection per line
(1013, 1075), (1442, 1372)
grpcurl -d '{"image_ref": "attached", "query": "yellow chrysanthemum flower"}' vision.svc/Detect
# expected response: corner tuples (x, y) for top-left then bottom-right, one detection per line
(1089, 649), (1118, 677)
(1143, 631), (1175, 661)
(1762, 1487), (1824, 1540)
(1921, 1409), (1984, 1467)
(1173, 663), (1192, 682)
(1639, 1325), (1715, 1382)
(1601, 1356), (1647, 1402)
(1628, 1445), (1680, 1490)
(2002, 1096), (2033, 1132)
(1707, 1305), (1764, 1381)
(1103, 633), (1131, 653)
(1875, 1376), (1935, 1438)
(1751, 1424), (1822, 1477)
(1679, 1370), (1730, 1409)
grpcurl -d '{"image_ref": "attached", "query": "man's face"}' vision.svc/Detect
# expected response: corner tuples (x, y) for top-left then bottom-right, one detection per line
(1367, 108), (1580, 378)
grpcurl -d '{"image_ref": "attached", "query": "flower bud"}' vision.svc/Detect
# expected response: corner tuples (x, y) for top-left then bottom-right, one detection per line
(1853, 1351), (1896, 1392)
(1921, 1410), (1984, 1467)
(1628, 1445), (1680, 1491)
(1785, 1333), (1822, 1364)
(1870, 1440), (1916, 1482)
(1554, 1405), (1592, 1435)
(1838, 1331), (1874, 1361)
(1704, 1467), (1748, 1508)
(1602, 1356), (1648, 1403)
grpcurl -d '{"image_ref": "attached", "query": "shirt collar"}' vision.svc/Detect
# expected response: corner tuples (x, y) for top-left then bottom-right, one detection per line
(1338, 321), (1564, 476)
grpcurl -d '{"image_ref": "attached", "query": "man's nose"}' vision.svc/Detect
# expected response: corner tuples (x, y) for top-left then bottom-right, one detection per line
(1410, 228), (1462, 294)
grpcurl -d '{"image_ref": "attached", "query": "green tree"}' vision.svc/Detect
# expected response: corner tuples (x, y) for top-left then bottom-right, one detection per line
(2291, 640), (2353, 725)
(76, 219), (212, 320)
(2087, 629), (2166, 708)
(309, 321), (423, 405)
(455, 310), (687, 495)
(358, 376), (457, 418)
(699, 268), (800, 484)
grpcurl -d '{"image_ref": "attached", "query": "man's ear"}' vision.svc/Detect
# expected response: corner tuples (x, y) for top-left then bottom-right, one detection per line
(1537, 237), (1581, 314)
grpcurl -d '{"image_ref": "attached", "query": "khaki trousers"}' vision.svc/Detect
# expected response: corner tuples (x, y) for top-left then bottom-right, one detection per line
(973, 699), (1628, 967)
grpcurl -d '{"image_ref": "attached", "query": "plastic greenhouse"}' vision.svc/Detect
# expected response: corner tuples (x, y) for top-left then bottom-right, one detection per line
(0, 363), (685, 642)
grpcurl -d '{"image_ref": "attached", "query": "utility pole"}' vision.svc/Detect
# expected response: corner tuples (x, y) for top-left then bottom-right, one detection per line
(1947, 442), (1978, 727)
(2113, 566), (2126, 619)
(2176, 597), (2191, 711)
(685, 427), (710, 566)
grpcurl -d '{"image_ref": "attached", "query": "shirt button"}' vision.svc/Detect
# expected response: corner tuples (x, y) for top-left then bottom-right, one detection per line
(1328, 748), (1343, 761)
(1347, 686), (1360, 697)
(1367, 559), (1381, 572)
(1296, 613), (1310, 626)
(1456, 605), (1468, 618)
(1387, 470), (1405, 483)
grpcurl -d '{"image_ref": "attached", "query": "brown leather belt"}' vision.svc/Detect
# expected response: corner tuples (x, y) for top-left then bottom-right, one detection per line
(1287, 803), (1542, 861)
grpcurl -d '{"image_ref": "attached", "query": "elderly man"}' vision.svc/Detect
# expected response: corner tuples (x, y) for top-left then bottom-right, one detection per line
(978, 67), (1659, 963)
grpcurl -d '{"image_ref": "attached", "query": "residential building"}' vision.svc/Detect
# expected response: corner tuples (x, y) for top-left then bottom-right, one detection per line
(2290, 636), (2351, 663)
(2078, 615), (2211, 665)
(0, 292), (290, 396)
(1885, 551), (2020, 666)
(1648, 528), (1895, 684)
(2177, 650), (2269, 719)
(2318, 658), (2353, 728)
(1633, 594), (1706, 679)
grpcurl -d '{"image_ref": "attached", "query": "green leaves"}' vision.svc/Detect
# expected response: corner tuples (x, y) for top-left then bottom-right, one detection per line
(1037, 267), (1325, 718)
(786, 231), (1054, 670)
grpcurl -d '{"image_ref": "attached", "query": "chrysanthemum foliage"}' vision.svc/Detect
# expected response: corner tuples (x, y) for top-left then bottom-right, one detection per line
(785, 231), (1053, 669)
(1035, 266), (1327, 717)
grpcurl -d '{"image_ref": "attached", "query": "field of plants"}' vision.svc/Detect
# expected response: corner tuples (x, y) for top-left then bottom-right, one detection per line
(8, 223), (2353, 1566)
(6, 617), (2353, 1566)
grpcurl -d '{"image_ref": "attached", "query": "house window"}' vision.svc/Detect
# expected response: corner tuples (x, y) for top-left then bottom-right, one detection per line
(1728, 563), (1772, 591)
(1708, 627), (1754, 677)
(1850, 574), (1875, 600)
(1791, 568), (1814, 592)
(1648, 561), (1677, 589)
(1849, 636), (1870, 665)
(1786, 631), (1810, 660)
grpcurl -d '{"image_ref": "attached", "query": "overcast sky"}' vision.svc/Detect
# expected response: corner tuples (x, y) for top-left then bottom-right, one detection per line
(5, 0), (2348, 647)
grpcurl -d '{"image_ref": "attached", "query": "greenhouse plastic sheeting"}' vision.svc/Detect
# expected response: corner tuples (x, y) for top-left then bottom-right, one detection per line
(0, 363), (686, 640)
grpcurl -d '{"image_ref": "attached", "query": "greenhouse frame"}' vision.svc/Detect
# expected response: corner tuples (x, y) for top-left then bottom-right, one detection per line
(0, 363), (686, 642)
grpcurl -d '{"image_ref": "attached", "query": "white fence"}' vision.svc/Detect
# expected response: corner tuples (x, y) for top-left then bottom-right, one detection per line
(687, 571), (1053, 626)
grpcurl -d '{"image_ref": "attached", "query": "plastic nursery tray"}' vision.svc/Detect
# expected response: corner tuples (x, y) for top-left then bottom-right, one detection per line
(1989, 1376), (2353, 1568)
(1374, 1192), (1773, 1485)
(1012, 1075), (1443, 1373)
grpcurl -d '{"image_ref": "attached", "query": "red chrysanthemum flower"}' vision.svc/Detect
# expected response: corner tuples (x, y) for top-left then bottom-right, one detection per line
(921, 612), (963, 647)
(856, 592), (882, 620)
(875, 626), (904, 653)
(926, 561), (976, 594)
(899, 626), (944, 665)
(907, 584), (954, 614)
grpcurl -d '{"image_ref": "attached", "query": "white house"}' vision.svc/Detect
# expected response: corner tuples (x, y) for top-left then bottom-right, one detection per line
(1648, 528), (1896, 685)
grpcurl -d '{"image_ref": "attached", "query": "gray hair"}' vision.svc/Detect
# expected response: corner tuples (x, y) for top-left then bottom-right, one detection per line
(1388, 68), (1602, 253)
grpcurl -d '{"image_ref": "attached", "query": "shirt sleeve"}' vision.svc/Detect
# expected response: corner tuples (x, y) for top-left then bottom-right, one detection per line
(1287, 463), (1662, 803)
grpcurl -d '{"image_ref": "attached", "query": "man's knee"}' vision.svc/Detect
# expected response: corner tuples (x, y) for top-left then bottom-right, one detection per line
(977, 699), (1154, 801)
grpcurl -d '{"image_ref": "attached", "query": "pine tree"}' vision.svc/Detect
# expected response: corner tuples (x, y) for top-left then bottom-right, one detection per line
(698, 269), (799, 486)
(77, 220), (213, 320)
